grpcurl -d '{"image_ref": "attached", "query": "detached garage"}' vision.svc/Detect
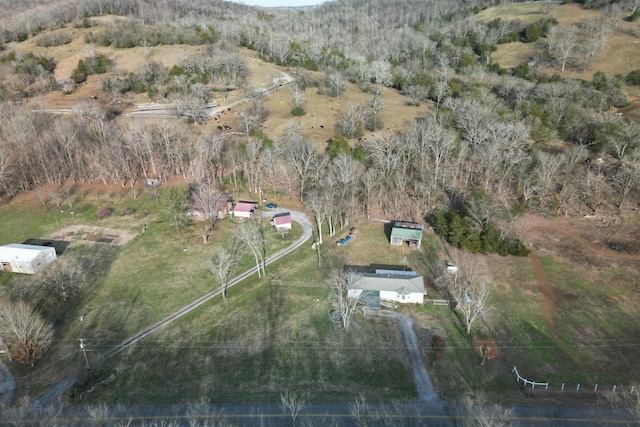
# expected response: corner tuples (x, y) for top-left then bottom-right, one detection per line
(0, 244), (57, 274)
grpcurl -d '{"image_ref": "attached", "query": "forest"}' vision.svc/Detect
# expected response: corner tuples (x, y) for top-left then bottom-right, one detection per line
(0, 0), (638, 249)
(0, 0), (640, 419)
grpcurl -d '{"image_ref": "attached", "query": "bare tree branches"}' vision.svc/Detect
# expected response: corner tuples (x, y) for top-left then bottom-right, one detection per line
(191, 182), (228, 243)
(0, 300), (53, 365)
(236, 218), (267, 278)
(280, 391), (307, 427)
(210, 244), (240, 300)
(326, 268), (362, 333)
(441, 253), (492, 336)
(457, 395), (517, 427)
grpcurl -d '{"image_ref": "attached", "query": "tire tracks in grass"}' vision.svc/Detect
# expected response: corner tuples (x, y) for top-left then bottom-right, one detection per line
(523, 222), (640, 364)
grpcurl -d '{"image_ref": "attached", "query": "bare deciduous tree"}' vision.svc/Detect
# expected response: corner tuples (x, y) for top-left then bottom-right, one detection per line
(280, 391), (306, 427)
(236, 218), (267, 278)
(365, 95), (385, 131)
(612, 163), (639, 209)
(457, 394), (517, 427)
(604, 385), (640, 427)
(0, 300), (53, 365)
(443, 254), (492, 336)
(326, 268), (363, 333)
(305, 189), (329, 245)
(191, 182), (228, 243)
(325, 70), (346, 98)
(289, 86), (306, 115)
(337, 102), (364, 138)
(210, 244), (239, 300)
(547, 25), (578, 72)
(281, 123), (319, 202)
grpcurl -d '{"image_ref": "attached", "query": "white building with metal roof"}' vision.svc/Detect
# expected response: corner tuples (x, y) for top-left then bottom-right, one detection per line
(0, 244), (57, 274)
(348, 271), (425, 304)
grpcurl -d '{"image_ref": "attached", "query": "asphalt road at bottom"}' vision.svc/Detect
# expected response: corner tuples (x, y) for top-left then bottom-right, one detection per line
(10, 400), (635, 426)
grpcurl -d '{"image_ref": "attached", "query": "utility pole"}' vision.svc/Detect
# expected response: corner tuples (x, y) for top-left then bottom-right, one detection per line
(78, 339), (92, 375)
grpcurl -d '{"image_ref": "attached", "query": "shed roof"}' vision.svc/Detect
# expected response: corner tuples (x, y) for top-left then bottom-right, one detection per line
(351, 273), (425, 294)
(0, 244), (56, 263)
(391, 224), (423, 241)
(233, 202), (256, 213)
(272, 212), (292, 226)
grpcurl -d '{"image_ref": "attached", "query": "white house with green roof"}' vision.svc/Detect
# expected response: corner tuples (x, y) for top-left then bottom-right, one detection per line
(390, 222), (424, 248)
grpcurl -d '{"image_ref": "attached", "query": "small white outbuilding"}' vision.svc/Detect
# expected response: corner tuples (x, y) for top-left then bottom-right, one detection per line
(0, 244), (57, 274)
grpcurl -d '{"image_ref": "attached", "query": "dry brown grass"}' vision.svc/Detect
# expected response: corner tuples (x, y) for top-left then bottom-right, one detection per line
(476, 2), (601, 26)
(11, 15), (432, 145)
(485, 3), (640, 81)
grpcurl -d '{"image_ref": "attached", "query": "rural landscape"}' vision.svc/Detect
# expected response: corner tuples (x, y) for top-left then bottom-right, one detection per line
(0, 0), (640, 425)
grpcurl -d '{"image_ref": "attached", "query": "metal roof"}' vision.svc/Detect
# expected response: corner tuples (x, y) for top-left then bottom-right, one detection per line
(0, 244), (56, 263)
(390, 226), (423, 241)
(273, 212), (292, 225)
(233, 202), (256, 213)
(351, 273), (425, 294)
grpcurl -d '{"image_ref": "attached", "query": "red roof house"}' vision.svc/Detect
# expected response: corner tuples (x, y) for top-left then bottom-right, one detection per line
(270, 212), (292, 231)
(232, 201), (257, 218)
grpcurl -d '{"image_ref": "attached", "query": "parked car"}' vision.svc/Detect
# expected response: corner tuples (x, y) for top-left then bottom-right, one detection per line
(265, 203), (277, 209)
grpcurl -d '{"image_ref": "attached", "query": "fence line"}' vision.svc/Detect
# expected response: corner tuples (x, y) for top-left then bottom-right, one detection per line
(512, 366), (549, 390)
(512, 366), (637, 394)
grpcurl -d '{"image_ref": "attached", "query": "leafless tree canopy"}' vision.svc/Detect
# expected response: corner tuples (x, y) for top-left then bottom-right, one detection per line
(0, 300), (54, 365)
(326, 268), (363, 333)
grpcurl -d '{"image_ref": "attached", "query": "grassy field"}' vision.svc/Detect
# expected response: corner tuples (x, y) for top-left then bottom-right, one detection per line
(2, 188), (640, 405)
(477, 2), (640, 81)
(0, 183), (303, 399)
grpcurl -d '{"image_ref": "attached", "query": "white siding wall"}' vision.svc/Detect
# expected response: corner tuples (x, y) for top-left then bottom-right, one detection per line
(380, 290), (423, 304)
(233, 211), (252, 218)
(349, 288), (423, 304)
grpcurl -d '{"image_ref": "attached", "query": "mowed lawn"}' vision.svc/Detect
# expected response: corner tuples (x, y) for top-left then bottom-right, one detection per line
(79, 220), (438, 404)
(79, 242), (417, 404)
(0, 183), (304, 399)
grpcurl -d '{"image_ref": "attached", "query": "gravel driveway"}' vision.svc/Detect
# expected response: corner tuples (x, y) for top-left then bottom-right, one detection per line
(380, 311), (441, 402)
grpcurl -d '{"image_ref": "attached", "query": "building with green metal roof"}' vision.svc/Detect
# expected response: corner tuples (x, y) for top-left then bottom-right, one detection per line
(390, 222), (424, 248)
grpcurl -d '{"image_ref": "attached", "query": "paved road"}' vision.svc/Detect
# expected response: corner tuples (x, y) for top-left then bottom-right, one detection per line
(0, 361), (15, 405)
(11, 400), (634, 426)
(31, 209), (313, 409)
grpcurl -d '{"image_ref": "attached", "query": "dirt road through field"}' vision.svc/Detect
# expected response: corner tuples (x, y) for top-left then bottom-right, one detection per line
(380, 311), (441, 403)
(31, 209), (313, 409)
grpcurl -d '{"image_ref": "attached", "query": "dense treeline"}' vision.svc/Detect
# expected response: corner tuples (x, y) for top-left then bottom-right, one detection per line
(0, 0), (638, 243)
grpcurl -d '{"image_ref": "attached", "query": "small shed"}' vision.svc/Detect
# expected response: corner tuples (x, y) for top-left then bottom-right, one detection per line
(0, 244), (57, 274)
(270, 212), (292, 231)
(390, 222), (424, 248)
(232, 201), (257, 218)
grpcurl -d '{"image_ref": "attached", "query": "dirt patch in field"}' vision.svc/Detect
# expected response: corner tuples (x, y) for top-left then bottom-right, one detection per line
(520, 214), (640, 262)
(51, 225), (136, 246)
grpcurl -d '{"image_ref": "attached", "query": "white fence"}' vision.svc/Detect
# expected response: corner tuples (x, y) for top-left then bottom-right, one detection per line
(512, 366), (549, 389)
(512, 366), (637, 394)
